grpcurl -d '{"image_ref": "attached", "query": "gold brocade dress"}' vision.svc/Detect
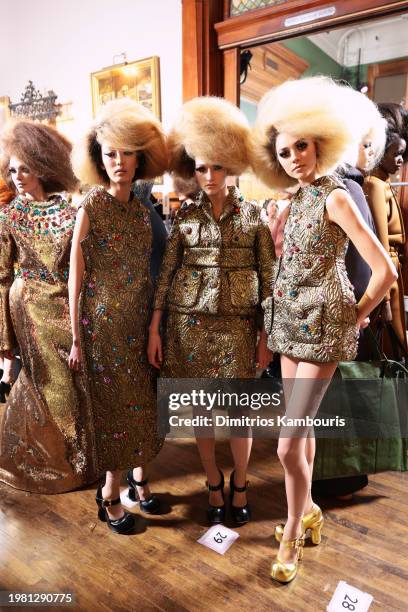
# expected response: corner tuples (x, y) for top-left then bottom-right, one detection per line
(153, 187), (275, 378)
(266, 176), (359, 363)
(79, 187), (163, 473)
(0, 194), (95, 493)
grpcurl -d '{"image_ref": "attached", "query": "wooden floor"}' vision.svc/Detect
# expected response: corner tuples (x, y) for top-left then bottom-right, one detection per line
(1, 439), (407, 612)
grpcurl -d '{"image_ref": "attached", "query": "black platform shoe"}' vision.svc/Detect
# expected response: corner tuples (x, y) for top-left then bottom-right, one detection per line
(95, 486), (135, 534)
(127, 471), (161, 514)
(0, 381), (11, 404)
(230, 471), (251, 526)
(206, 470), (225, 525)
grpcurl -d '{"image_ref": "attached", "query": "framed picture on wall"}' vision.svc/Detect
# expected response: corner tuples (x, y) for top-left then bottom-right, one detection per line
(90, 56), (161, 119)
(0, 96), (11, 128)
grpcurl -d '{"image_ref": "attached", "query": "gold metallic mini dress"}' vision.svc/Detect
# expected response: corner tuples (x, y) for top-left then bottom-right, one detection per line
(0, 194), (95, 493)
(265, 176), (359, 363)
(153, 187), (275, 378)
(79, 187), (164, 473)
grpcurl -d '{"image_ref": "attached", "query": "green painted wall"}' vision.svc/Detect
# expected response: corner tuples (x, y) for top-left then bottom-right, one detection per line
(240, 97), (257, 126)
(283, 38), (342, 78)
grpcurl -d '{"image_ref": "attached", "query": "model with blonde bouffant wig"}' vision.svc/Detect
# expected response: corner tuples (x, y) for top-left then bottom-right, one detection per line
(251, 76), (396, 583)
(149, 96), (275, 527)
(69, 98), (167, 534)
(0, 119), (99, 494)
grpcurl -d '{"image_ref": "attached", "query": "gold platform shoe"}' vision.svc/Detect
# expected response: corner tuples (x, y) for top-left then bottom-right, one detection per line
(274, 503), (323, 545)
(271, 533), (305, 584)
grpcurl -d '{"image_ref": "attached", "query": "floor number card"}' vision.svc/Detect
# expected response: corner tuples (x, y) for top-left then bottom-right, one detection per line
(120, 487), (139, 509)
(327, 581), (373, 612)
(197, 525), (239, 555)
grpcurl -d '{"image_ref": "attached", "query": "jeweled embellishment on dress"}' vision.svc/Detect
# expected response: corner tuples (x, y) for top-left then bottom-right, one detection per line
(266, 176), (358, 362)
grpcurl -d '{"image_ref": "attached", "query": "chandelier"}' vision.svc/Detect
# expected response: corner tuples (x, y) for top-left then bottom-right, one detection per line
(9, 81), (61, 121)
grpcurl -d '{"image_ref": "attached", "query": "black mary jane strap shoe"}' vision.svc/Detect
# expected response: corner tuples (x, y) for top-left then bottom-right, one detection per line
(206, 470), (225, 525)
(230, 471), (251, 526)
(127, 471), (161, 514)
(95, 486), (135, 534)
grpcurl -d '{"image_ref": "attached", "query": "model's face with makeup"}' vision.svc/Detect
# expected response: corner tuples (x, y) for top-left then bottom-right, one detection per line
(381, 138), (406, 176)
(100, 143), (138, 185)
(194, 159), (227, 197)
(8, 156), (44, 199)
(357, 137), (375, 172)
(275, 134), (317, 184)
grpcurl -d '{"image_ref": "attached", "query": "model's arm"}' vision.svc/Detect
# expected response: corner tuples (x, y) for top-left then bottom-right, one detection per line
(364, 178), (392, 306)
(0, 219), (17, 359)
(326, 189), (397, 325)
(68, 207), (90, 371)
(255, 207), (275, 368)
(148, 214), (184, 368)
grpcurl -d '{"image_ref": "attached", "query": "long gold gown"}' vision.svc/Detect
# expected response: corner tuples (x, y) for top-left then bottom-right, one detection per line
(0, 194), (96, 493)
(79, 186), (164, 472)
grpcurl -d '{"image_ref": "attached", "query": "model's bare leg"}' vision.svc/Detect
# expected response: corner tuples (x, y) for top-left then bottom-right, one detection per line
(229, 436), (252, 506)
(132, 466), (152, 501)
(102, 470), (125, 520)
(304, 435), (316, 512)
(277, 356), (337, 563)
(196, 437), (223, 506)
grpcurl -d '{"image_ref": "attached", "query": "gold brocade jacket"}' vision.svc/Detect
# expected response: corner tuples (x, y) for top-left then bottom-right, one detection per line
(153, 187), (275, 316)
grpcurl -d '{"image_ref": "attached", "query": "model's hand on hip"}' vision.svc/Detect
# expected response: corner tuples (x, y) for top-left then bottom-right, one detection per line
(358, 316), (370, 329)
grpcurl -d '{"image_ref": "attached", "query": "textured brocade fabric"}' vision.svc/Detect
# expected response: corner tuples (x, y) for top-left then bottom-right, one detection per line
(163, 313), (258, 378)
(79, 187), (164, 473)
(0, 195), (96, 493)
(154, 186), (275, 315)
(154, 186), (275, 378)
(266, 176), (359, 363)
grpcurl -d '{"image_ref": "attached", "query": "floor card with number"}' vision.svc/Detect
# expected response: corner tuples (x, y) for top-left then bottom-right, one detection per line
(197, 525), (239, 555)
(120, 487), (139, 509)
(327, 581), (373, 612)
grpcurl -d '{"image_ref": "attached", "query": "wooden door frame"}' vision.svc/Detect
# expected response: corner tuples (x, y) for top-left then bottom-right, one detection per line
(182, 1), (408, 104)
(182, 0), (224, 101)
(367, 58), (408, 102)
(219, 0), (408, 104)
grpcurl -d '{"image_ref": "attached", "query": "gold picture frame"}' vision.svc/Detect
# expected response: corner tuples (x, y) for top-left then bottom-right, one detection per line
(0, 96), (11, 128)
(91, 56), (161, 119)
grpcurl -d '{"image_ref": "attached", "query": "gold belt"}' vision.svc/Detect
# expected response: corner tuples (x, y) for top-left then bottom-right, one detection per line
(183, 247), (256, 268)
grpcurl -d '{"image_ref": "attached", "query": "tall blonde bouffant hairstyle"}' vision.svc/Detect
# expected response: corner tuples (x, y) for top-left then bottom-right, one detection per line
(0, 119), (78, 194)
(251, 76), (368, 190)
(72, 98), (168, 185)
(342, 89), (386, 171)
(168, 96), (251, 178)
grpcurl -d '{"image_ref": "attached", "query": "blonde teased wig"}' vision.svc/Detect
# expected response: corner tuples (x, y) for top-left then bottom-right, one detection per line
(168, 96), (251, 178)
(251, 77), (366, 190)
(343, 90), (386, 171)
(0, 119), (78, 194)
(72, 98), (168, 186)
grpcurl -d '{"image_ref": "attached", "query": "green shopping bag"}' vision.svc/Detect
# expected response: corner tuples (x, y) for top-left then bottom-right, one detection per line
(313, 328), (408, 480)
